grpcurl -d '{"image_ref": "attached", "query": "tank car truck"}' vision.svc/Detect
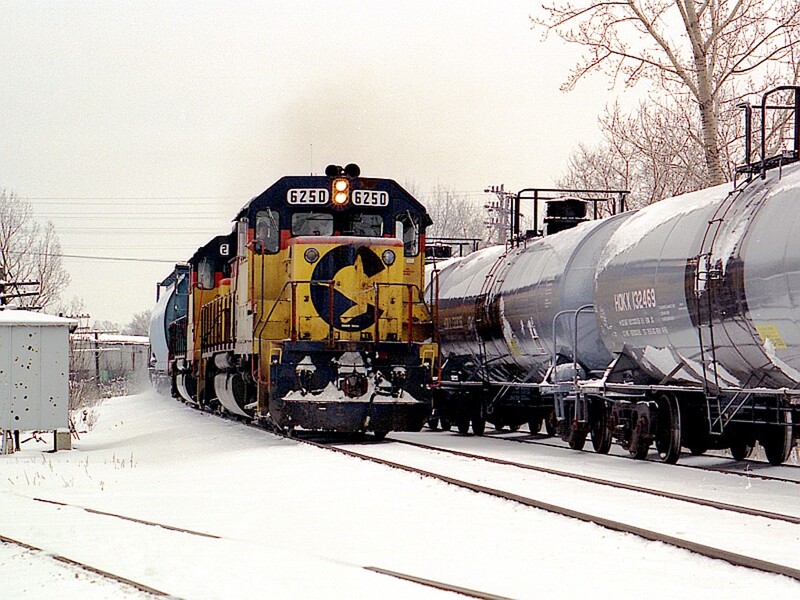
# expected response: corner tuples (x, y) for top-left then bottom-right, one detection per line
(153, 164), (438, 437)
(433, 86), (800, 464)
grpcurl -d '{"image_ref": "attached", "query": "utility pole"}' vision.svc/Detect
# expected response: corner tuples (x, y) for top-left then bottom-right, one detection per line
(0, 265), (40, 309)
(484, 185), (515, 245)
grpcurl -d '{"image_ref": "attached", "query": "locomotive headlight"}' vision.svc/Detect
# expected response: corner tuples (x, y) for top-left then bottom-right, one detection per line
(382, 249), (396, 266)
(304, 247), (320, 264)
(332, 178), (349, 205)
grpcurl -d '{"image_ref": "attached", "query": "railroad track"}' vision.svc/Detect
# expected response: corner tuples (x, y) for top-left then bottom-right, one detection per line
(387, 437), (800, 524)
(287, 433), (800, 583)
(7, 494), (511, 600)
(475, 429), (800, 485)
(0, 532), (169, 597)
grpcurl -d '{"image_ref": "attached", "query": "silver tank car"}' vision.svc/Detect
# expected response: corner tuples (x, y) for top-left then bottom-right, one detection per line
(433, 87), (800, 464)
(595, 174), (800, 391)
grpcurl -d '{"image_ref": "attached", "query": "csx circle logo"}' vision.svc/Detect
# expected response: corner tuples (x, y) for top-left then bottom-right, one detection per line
(309, 245), (387, 331)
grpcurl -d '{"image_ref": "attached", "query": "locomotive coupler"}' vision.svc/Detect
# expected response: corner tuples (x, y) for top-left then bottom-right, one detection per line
(295, 356), (316, 395)
(389, 366), (407, 398)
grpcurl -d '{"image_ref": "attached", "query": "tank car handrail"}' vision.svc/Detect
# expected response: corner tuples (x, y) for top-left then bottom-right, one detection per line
(760, 86), (800, 179)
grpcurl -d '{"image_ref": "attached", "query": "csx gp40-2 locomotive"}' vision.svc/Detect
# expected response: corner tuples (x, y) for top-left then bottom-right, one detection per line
(151, 164), (438, 437)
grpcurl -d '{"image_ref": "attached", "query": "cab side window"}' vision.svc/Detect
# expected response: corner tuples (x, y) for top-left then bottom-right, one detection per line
(396, 212), (420, 256)
(197, 258), (215, 290)
(255, 210), (280, 254)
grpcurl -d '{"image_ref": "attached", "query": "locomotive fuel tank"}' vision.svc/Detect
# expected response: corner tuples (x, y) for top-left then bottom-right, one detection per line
(594, 165), (800, 391)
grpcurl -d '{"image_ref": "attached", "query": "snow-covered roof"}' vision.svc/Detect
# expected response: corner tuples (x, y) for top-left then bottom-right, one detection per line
(0, 309), (77, 327)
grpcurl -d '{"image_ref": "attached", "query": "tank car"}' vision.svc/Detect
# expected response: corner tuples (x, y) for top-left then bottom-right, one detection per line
(148, 265), (189, 395)
(152, 164), (438, 437)
(433, 86), (800, 464)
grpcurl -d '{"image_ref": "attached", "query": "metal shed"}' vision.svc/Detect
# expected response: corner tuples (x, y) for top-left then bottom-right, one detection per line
(0, 310), (76, 433)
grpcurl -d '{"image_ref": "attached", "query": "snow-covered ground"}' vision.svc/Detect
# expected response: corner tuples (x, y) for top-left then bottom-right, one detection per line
(2, 390), (799, 599)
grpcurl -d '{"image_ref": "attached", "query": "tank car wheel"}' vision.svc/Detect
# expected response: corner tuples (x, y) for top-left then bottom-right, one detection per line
(508, 423), (520, 433)
(426, 417), (440, 431)
(493, 421), (505, 432)
(372, 431), (389, 441)
(457, 418), (470, 435)
(590, 410), (612, 454)
(688, 445), (708, 456)
(544, 409), (557, 437)
(440, 419), (452, 431)
(568, 427), (587, 451)
(729, 439), (754, 461)
(528, 417), (543, 434)
(761, 408), (793, 466)
(655, 393), (681, 464)
(472, 417), (486, 436)
(629, 415), (651, 460)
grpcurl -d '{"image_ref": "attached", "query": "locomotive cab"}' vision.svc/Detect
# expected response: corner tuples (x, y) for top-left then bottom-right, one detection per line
(165, 164), (438, 435)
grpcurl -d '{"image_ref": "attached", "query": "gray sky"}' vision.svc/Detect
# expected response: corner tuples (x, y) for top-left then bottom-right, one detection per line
(2, 1), (613, 325)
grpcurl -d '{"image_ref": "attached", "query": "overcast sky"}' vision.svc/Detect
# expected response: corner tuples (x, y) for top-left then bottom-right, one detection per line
(1, 1), (614, 326)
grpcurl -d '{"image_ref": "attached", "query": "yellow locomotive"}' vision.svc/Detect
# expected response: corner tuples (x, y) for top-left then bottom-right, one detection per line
(158, 164), (438, 436)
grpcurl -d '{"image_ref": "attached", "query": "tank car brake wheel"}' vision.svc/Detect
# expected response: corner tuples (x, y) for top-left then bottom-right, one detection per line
(655, 393), (681, 464)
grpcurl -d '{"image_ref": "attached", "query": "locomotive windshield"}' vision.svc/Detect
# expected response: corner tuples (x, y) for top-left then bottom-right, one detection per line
(344, 212), (383, 237)
(291, 212), (334, 236)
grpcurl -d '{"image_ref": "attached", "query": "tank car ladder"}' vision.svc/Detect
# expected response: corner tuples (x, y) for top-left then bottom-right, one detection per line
(694, 183), (772, 434)
(694, 186), (745, 434)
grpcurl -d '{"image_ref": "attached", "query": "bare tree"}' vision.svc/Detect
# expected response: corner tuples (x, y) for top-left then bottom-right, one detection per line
(124, 310), (152, 336)
(0, 189), (70, 310)
(535, 0), (800, 187)
(422, 185), (488, 242)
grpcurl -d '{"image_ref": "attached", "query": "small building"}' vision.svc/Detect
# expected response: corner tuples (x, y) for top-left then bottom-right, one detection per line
(70, 331), (150, 385)
(0, 310), (76, 451)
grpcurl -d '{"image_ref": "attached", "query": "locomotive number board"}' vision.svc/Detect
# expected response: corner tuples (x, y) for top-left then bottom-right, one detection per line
(287, 189), (330, 205)
(352, 190), (389, 206)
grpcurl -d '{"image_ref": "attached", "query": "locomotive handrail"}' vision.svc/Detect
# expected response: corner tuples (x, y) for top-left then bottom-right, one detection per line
(255, 279), (336, 343)
(372, 281), (436, 344)
(198, 292), (233, 352)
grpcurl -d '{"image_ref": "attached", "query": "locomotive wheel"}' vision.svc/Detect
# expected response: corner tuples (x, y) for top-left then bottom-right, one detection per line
(590, 409), (612, 454)
(761, 408), (793, 466)
(729, 439), (754, 461)
(655, 393), (681, 464)
(528, 417), (543, 434)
